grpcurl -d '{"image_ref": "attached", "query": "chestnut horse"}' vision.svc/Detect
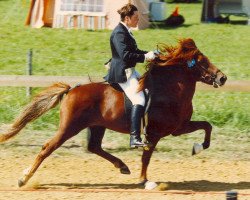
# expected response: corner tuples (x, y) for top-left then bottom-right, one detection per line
(0, 38), (227, 188)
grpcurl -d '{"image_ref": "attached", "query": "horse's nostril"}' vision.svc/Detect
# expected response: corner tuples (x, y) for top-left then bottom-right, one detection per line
(220, 76), (227, 84)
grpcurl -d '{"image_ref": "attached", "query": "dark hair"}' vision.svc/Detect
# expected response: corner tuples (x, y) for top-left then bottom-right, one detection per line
(117, 3), (138, 21)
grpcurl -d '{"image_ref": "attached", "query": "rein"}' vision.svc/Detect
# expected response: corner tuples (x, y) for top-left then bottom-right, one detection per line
(148, 44), (220, 88)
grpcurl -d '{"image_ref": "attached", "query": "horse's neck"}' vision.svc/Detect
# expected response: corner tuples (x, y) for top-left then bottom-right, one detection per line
(150, 69), (196, 103)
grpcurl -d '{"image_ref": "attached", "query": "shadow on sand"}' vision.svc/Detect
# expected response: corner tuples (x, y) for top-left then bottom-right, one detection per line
(39, 180), (250, 192)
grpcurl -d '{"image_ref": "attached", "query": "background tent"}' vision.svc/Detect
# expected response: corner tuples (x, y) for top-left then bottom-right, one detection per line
(26, 0), (150, 30)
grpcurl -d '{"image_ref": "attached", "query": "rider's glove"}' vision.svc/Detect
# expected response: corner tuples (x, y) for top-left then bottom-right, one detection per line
(144, 51), (156, 61)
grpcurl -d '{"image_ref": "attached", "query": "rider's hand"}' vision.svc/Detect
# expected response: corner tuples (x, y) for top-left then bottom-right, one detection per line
(144, 51), (156, 61)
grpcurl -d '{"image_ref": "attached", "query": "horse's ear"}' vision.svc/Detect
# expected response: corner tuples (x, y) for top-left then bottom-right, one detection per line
(179, 38), (197, 52)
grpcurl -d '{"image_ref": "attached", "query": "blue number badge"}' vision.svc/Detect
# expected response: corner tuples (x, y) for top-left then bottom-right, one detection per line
(187, 59), (196, 68)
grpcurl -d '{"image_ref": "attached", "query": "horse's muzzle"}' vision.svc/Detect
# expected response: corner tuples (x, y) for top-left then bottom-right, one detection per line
(213, 72), (227, 88)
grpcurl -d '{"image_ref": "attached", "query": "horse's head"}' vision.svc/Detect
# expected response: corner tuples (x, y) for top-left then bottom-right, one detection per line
(172, 38), (227, 87)
(139, 38), (227, 91)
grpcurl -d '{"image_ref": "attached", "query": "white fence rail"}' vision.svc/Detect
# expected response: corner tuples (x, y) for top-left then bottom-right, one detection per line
(0, 75), (249, 92)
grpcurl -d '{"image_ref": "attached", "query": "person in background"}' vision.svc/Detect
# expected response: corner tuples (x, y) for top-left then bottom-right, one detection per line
(104, 3), (156, 148)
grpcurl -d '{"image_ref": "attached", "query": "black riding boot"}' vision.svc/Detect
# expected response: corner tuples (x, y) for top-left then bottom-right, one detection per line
(130, 104), (145, 148)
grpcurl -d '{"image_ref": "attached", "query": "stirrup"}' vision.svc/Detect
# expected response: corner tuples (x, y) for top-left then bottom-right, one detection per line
(130, 136), (146, 148)
(130, 142), (146, 148)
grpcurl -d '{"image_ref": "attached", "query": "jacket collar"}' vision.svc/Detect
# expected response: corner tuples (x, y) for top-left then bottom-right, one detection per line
(120, 22), (131, 32)
(119, 22), (134, 38)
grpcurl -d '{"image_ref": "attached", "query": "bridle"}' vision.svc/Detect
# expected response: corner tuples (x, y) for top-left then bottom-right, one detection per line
(187, 58), (219, 87)
(153, 48), (220, 87)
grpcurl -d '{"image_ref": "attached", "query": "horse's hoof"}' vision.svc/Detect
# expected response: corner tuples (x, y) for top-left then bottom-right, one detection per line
(18, 179), (25, 187)
(144, 181), (158, 190)
(120, 166), (131, 174)
(192, 143), (203, 155)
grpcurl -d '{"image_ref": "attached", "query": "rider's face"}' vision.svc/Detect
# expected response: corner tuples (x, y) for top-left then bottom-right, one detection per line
(125, 11), (139, 28)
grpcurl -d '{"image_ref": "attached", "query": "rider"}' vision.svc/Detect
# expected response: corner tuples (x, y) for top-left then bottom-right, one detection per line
(104, 3), (156, 148)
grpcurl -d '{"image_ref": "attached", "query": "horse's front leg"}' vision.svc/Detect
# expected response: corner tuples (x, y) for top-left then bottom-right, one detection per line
(140, 138), (160, 187)
(172, 121), (212, 155)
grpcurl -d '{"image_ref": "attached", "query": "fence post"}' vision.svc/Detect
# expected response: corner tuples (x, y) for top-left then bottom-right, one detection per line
(26, 49), (33, 97)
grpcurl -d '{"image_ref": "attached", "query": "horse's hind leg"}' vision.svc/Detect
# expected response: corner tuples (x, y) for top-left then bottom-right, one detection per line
(87, 126), (130, 174)
(18, 128), (79, 187)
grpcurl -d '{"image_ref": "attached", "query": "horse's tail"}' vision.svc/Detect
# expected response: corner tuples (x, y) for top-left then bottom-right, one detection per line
(0, 82), (71, 143)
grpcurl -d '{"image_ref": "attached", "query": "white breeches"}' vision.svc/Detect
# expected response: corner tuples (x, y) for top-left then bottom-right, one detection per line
(118, 69), (145, 106)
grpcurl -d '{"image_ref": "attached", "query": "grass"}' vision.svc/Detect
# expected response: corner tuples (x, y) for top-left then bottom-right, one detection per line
(0, 0), (249, 147)
(0, 1), (250, 79)
(192, 91), (250, 132)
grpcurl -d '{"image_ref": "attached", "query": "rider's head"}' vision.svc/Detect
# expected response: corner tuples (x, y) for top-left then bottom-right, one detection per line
(118, 3), (139, 28)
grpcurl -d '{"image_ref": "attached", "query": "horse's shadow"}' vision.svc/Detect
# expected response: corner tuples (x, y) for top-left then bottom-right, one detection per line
(39, 180), (250, 191)
(161, 180), (250, 191)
